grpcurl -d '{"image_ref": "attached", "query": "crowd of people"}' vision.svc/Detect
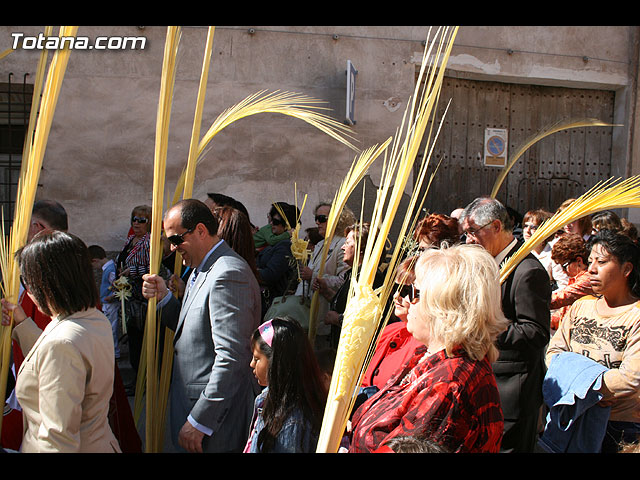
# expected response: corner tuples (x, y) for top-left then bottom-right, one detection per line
(2, 191), (640, 454)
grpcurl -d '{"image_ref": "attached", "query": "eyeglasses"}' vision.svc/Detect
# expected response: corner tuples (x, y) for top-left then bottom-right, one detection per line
(167, 228), (194, 246)
(463, 221), (493, 239)
(397, 284), (420, 301)
(561, 259), (573, 271)
(131, 216), (149, 224)
(523, 223), (539, 232)
(315, 214), (328, 224)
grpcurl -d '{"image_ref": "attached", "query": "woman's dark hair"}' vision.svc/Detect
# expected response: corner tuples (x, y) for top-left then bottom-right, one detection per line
(315, 348), (336, 377)
(591, 210), (623, 234)
(213, 206), (258, 278)
(621, 218), (639, 242)
(269, 202), (299, 229)
(523, 208), (552, 226)
(175, 199), (219, 236)
(17, 230), (99, 317)
(206, 192), (251, 223)
(251, 317), (328, 453)
(589, 229), (640, 297)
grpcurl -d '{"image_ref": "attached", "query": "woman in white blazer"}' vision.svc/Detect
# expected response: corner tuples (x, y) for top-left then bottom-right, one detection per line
(1, 230), (121, 453)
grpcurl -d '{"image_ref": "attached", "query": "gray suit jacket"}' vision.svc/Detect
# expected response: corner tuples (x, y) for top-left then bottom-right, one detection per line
(161, 240), (261, 452)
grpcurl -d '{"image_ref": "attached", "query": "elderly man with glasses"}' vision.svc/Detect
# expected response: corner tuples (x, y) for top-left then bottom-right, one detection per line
(460, 197), (551, 453)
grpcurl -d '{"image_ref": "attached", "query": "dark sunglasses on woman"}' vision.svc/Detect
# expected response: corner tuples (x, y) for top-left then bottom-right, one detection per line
(397, 283), (420, 301)
(131, 216), (148, 224)
(315, 214), (328, 224)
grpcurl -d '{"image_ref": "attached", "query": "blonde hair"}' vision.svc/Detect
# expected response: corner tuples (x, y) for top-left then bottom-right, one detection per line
(336, 205), (357, 239)
(414, 243), (509, 362)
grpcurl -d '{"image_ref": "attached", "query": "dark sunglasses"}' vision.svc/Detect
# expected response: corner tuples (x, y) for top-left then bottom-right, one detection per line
(397, 284), (420, 301)
(167, 228), (194, 246)
(269, 216), (285, 226)
(315, 214), (328, 224)
(131, 216), (149, 224)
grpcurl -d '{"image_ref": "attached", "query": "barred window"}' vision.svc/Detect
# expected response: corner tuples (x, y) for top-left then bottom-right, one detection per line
(0, 76), (34, 233)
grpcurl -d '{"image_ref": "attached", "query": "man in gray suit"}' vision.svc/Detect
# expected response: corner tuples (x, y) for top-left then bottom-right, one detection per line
(142, 199), (261, 453)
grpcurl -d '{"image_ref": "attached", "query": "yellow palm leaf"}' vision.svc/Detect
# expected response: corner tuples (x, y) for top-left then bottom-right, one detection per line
(0, 26), (78, 437)
(170, 90), (359, 206)
(499, 176), (640, 283)
(316, 25), (459, 453)
(307, 139), (392, 342)
(141, 25), (181, 453)
(490, 118), (619, 199)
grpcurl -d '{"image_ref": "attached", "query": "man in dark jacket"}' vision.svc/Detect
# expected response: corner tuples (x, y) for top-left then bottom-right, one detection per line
(460, 197), (551, 453)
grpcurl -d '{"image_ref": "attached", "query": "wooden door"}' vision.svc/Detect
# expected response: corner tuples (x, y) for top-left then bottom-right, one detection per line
(416, 76), (616, 217)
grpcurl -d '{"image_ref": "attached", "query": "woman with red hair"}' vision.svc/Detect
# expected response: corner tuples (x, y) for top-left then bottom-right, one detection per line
(413, 213), (459, 250)
(549, 233), (594, 330)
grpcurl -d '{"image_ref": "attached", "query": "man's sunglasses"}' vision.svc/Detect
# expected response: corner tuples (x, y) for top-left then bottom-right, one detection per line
(131, 216), (149, 224)
(397, 283), (420, 301)
(167, 228), (194, 246)
(315, 214), (328, 224)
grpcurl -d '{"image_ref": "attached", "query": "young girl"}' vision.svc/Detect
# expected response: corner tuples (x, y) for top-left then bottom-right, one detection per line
(244, 317), (328, 453)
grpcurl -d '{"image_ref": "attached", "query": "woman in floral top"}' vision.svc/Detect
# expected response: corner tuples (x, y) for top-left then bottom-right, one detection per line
(349, 244), (509, 453)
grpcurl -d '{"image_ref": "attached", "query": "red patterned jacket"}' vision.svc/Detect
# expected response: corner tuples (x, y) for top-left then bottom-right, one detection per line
(349, 345), (504, 453)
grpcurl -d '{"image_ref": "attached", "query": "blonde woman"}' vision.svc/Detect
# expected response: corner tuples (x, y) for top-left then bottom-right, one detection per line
(349, 244), (509, 453)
